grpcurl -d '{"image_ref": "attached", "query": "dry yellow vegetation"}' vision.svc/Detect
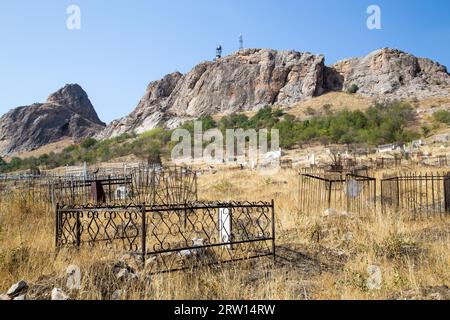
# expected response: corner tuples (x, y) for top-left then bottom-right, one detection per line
(287, 92), (374, 118)
(0, 167), (449, 300)
(3, 139), (74, 161)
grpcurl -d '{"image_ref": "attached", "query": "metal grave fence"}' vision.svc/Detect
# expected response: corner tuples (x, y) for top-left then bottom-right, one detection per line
(381, 172), (450, 218)
(0, 165), (197, 207)
(55, 201), (275, 273)
(299, 173), (376, 215)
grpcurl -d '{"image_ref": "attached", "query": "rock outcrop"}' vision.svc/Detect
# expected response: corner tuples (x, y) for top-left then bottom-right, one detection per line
(330, 48), (450, 99)
(98, 49), (327, 138)
(98, 48), (450, 139)
(0, 84), (105, 155)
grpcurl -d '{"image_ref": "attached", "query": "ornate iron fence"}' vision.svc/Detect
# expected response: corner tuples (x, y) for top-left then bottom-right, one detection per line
(55, 201), (275, 273)
(299, 173), (376, 215)
(381, 172), (450, 218)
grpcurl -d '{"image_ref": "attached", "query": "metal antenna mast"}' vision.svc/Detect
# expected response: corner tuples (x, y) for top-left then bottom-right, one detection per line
(215, 43), (222, 60)
(239, 34), (243, 50)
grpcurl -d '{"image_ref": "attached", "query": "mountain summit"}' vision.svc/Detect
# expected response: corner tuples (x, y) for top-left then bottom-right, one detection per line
(0, 84), (105, 156)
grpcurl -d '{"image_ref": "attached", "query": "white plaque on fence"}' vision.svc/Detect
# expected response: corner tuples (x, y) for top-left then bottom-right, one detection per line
(219, 208), (231, 248)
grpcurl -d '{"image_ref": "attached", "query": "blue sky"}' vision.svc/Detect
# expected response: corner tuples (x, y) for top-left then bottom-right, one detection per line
(1, 0), (449, 123)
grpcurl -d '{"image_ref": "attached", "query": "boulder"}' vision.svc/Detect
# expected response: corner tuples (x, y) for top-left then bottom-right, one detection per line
(111, 289), (123, 300)
(323, 208), (338, 217)
(51, 288), (70, 300)
(115, 268), (138, 281)
(0, 293), (11, 301)
(6, 280), (28, 298)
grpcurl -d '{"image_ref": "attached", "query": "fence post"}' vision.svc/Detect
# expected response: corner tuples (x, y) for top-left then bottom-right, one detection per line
(444, 172), (450, 214)
(380, 179), (384, 214)
(271, 199), (276, 262)
(396, 176), (400, 210)
(183, 202), (188, 229)
(141, 204), (147, 267)
(195, 172), (198, 201)
(76, 210), (81, 248)
(346, 175), (350, 213)
(55, 203), (60, 249)
(328, 180), (332, 209)
(373, 177), (377, 211)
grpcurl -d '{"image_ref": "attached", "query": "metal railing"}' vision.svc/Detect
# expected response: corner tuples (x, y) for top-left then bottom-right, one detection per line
(381, 172), (450, 218)
(0, 165), (198, 207)
(55, 201), (275, 273)
(299, 173), (376, 215)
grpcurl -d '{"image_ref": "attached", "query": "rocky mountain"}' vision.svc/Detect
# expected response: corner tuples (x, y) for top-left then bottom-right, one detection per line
(98, 47), (450, 139)
(328, 48), (450, 99)
(98, 49), (327, 138)
(0, 84), (105, 156)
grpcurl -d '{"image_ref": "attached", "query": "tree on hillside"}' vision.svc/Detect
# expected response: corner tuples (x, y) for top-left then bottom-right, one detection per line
(133, 138), (162, 165)
(347, 84), (359, 94)
(0, 156), (6, 172)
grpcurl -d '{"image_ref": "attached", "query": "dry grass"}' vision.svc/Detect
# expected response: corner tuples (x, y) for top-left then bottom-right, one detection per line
(0, 168), (449, 300)
(4, 139), (75, 161)
(287, 92), (374, 118)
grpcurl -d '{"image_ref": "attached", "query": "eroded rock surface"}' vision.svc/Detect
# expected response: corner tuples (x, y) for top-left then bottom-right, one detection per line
(0, 84), (105, 155)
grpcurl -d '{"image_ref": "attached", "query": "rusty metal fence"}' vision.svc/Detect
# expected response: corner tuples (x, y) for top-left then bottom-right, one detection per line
(299, 173), (376, 215)
(381, 172), (450, 218)
(0, 165), (197, 207)
(55, 201), (275, 273)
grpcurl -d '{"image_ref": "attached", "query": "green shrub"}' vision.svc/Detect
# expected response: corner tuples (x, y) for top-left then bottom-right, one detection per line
(433, 110), (450, 125)
(0, 101), (420, 173)
(347, 84), (359, 94)
(80, 137), (97, 149)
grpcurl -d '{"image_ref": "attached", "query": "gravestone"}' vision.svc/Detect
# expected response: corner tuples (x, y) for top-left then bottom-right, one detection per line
(66, 265), (82, 290)
(115, 186), (128, 200)
(367, 265), (382, 290)
(346, 179), (362, 198)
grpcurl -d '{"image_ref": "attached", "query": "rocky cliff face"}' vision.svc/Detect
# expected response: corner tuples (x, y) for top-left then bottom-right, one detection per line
(98, 49), (327, 138)
(0, 84), (105, 156)
(98, 47), (450, 139)
(330, 48), (450, 99)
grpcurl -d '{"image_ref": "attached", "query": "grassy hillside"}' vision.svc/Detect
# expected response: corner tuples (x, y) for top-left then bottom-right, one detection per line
(2, 98), (450, 174)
